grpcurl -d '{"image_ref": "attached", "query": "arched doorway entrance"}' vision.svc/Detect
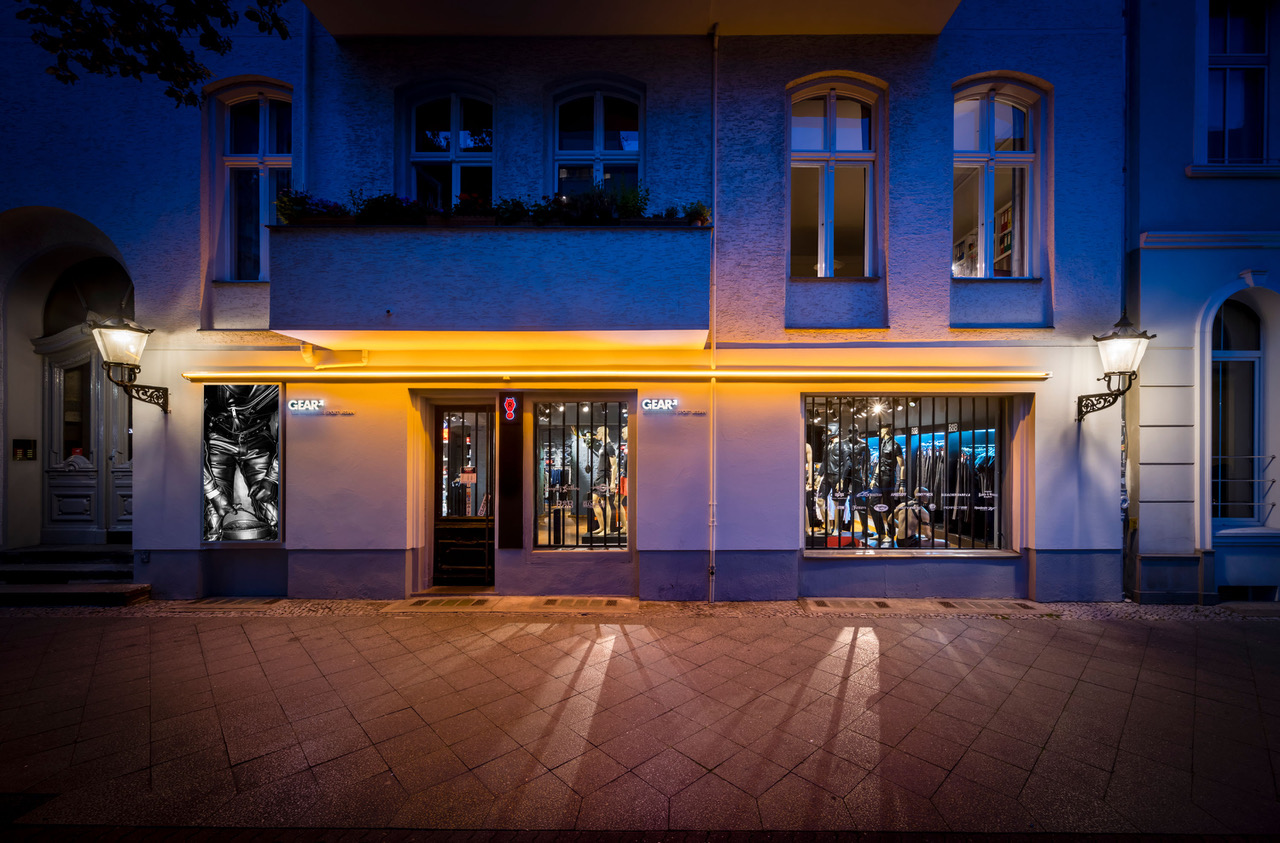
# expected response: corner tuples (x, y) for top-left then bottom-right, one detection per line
(31, 257), (136, 544)
(1, 207), (137, 550)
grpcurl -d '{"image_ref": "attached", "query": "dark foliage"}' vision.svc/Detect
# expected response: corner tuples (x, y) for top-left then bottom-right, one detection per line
(14, 0), (290, 107)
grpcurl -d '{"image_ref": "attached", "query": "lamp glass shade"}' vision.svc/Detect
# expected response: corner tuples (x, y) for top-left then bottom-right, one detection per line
(91, 319), (151, 367)
(1096, 333), (1150, 374)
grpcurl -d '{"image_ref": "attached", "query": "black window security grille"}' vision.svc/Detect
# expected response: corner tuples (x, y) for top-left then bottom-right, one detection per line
(535, 401), (628, 548)
(805, 395), (1004, 551)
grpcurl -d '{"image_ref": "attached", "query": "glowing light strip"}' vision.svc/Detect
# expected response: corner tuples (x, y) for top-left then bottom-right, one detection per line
(182, 368), (1052, 383)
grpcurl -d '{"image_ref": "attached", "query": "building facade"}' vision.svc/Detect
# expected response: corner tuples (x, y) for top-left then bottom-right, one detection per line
(2, 0), (1148, 602)
(1128, 0), (1280, 603)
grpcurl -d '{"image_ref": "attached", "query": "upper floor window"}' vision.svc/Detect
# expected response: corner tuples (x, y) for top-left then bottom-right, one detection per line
(214, 84), (292, 281)
(410, 93), (493, 211)
(789, 83), (879, 278)
(1211, 297), (1265, 522)
(1207, 0), (1274, 164)
(555, 90), (641, 196)
(952, 82), (1042, 278)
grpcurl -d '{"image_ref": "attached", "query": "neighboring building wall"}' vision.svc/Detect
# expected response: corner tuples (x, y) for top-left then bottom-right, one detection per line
(1129, 0), (1280, 602)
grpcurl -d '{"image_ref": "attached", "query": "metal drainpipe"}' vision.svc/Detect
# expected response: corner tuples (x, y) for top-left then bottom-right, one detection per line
(707, 23), (720, 603)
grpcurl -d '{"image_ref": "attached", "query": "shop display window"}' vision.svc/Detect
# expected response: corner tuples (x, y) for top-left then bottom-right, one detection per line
(202, 385), (280, 542)
(535, 401), (628, 549)
(804, 395), (1003, 551)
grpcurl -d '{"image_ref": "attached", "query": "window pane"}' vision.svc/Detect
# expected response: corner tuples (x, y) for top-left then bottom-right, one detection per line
(1226, 68), (1265, 163)
(1213, 360), (1257, 518)
(559, 97), (594, 151)
(459, 166), (492, 206)
(952, 166), (981, 277)
(792, 96), (826, 150)
(229, 100), (260, 155)
(603, 164), (638, 193)
(953, 98), (981, 151)
(791, 166), (820, 277)
(460, 97), (492, 151)
(834, 96), (870, 151)
(804, 395), (1003, 551)
(269, 100), (291, 155)
(994, 101), (1028, 151)
(603, 96), (639, 151)
(535, 401), (628, 548)
(1213, 299), (1262, 350)
(268, 168), (291, 224)
(62, 361), (90, 460)
(994, 167), (1027, 277)
(1208, 68), (1227, 162)
(414, 98), (451, 153)
(557, 165), (594, 196)
(414, 162), (452, 211)
(1210, 0), (1228, 52)
(832, 167), (866, 276)
(231, 168), (260, 279)
(1226, 0), (1267, 53)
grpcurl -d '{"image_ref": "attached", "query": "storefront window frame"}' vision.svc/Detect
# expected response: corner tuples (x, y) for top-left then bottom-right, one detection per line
(201, 383), (283, 544)
(532, 397), (632, 551)
(803, 394), (1007, 554)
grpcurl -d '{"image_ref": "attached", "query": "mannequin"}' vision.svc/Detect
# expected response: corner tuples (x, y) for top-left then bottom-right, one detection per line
(573, 425), (617, 535)
(845, 426), (870, 541)
(617, 426), (628, 535)
(816, 423), (852, 532)
(869, 424), (905, 544)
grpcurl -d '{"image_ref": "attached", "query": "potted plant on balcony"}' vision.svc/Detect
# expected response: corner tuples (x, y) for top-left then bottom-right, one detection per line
(682, 200), (711, 226)
(351, 192), (435, 225)
(275, 189), (352, 224)
(451, 193), (497, 225)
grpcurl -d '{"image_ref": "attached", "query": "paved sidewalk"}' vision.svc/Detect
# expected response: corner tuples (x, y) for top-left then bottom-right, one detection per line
(1, 602), (1279, 835)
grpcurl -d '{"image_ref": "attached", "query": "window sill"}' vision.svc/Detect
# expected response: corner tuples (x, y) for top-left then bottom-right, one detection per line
(789, 276), (882, 283)
(1185, 164), (1280, 178)
(1213, 526), (1280, 545)
(951, 276), (1043, 283)
(804, 548), (1019, 560)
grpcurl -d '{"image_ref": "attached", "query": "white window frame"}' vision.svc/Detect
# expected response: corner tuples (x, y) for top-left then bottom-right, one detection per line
(952, 81), (1044, 280)
(212, 83), (292, 282)
(1211, 300), (1266, 526)
(552, 88), (643, 194)
(407, 91), (494, 210)
(1194, 0), (1279, 168)
(788, 82), (881, 279)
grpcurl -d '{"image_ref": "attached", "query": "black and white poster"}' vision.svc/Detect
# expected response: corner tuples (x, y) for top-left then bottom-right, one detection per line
(202, 384), (280, 541)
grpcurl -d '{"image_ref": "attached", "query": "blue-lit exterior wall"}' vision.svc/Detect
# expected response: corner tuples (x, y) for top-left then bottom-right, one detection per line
(1, 1), (1140, 602)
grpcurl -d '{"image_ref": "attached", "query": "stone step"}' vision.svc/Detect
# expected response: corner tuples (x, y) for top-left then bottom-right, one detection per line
(0, 564), (134, 584)
(0, 583), (151, 607)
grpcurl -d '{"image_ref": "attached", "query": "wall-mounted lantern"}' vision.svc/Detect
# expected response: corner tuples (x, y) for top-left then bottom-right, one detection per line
(90, 316), (170, 414)
(1076, 314), (1155, 421)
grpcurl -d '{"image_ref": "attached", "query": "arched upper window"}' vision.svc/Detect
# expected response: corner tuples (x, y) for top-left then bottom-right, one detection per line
(789, 80), (880, 278)
(554, 88), (641, 196)
(1211, 297), (1264, 521)
(952, 80), (1043, 279)
(209, 80), (292, 281)
(409, 92), (493, 211)
(207, 80), (293, 281)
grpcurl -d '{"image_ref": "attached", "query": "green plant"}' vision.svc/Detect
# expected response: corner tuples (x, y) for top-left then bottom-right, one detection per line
(494, 196), (532, 225)
(274, 189), (350, 223)
(682, 200), (711, 225)
(662, 205), (679, 220)
(350, 192), (431, 224)
(615, 185), (650, 220)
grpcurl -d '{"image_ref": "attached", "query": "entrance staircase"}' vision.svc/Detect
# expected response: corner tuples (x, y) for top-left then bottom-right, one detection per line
(0, 546), (151, 606)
